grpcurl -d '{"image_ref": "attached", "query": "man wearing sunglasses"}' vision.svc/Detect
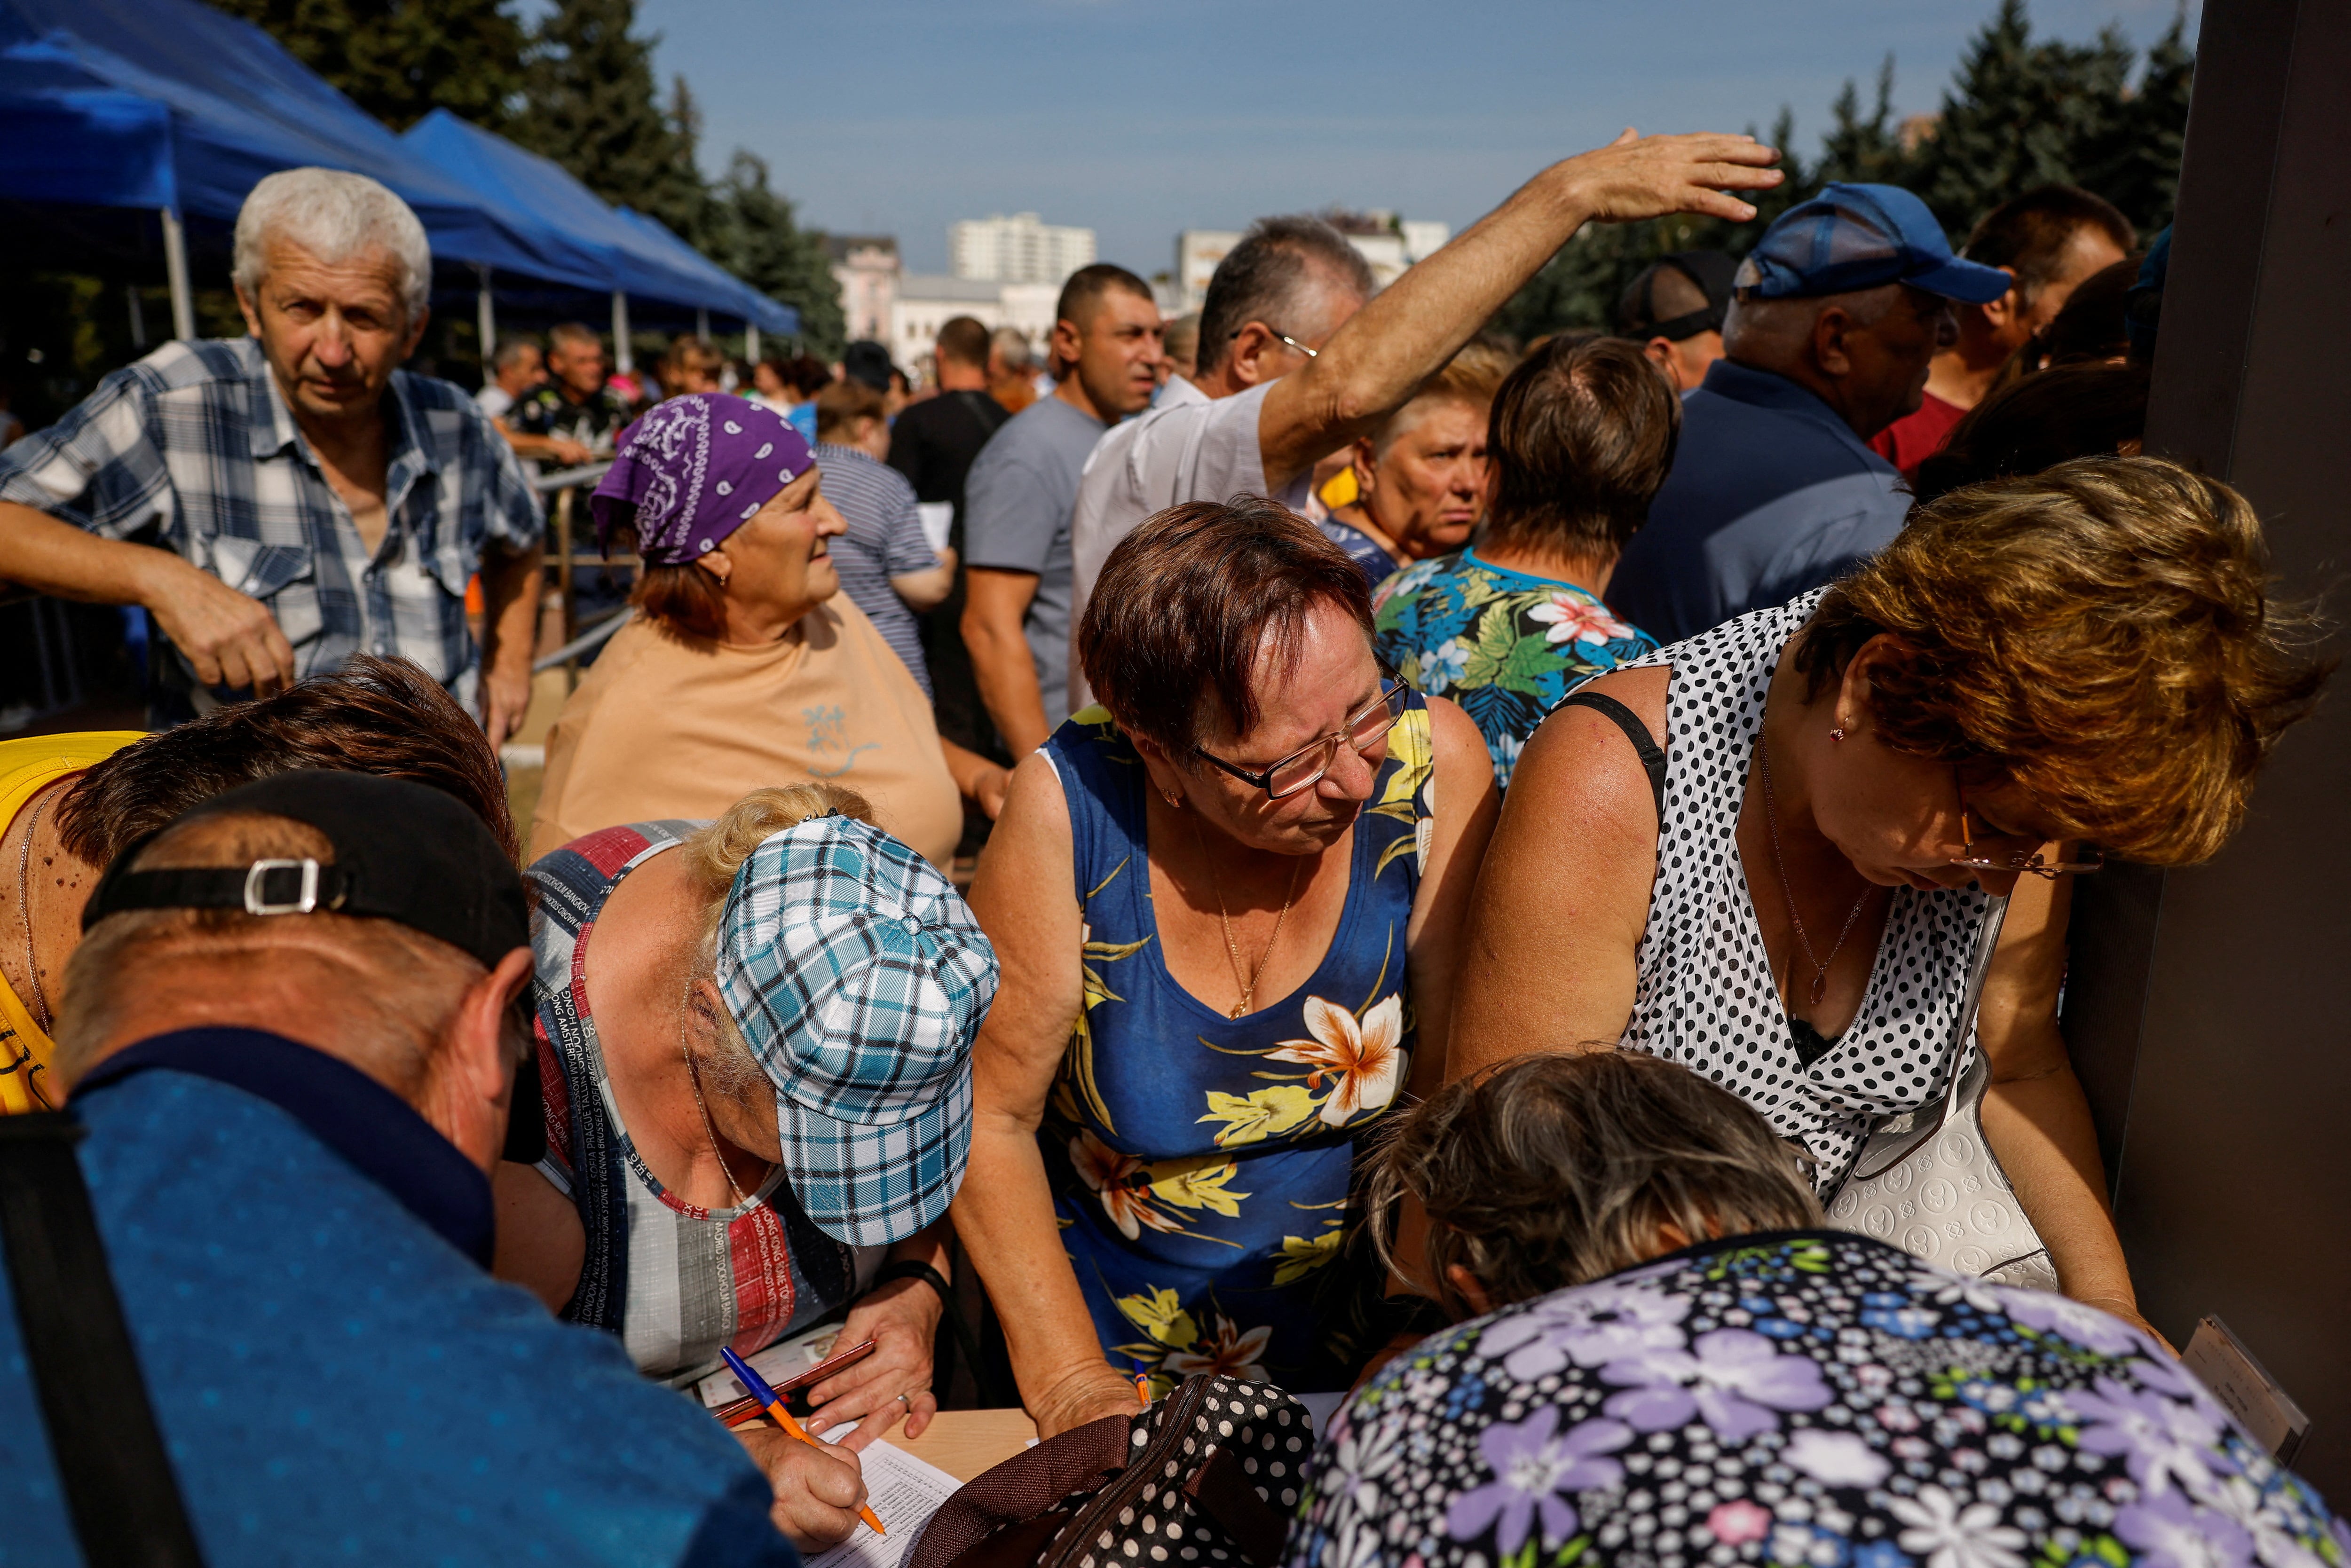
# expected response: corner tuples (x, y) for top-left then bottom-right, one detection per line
(1066, 127), (1787, 713)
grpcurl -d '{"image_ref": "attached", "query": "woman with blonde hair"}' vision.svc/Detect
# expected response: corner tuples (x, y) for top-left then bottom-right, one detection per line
(1452, 457), (2325, 1339)
(1317, 339), (1515, 589)
(498, 781), (998, 1552)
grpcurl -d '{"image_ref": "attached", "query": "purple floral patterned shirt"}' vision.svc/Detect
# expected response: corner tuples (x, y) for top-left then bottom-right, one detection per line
(1286, 1231), (2344, 1568)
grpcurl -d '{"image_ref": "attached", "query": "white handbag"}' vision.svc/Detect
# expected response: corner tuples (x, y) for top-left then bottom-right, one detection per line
(1824, 895), (2059, 1291)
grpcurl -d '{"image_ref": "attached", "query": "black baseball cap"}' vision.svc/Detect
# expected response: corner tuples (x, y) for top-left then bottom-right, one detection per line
(82, 770), (542, 1163)
(1617, 251), (1738, 342)
(840, 339), (896, 392)
(83, 770), (528, 969)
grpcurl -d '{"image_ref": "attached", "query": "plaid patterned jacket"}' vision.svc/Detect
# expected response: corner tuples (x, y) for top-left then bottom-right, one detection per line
(0, 337), (542, 707)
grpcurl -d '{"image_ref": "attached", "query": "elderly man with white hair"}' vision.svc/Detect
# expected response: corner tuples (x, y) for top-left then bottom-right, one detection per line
(0, 169), (543, 736)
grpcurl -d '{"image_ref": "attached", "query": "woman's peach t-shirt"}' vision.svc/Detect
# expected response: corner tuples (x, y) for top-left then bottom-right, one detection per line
(530, 599), (961, 866)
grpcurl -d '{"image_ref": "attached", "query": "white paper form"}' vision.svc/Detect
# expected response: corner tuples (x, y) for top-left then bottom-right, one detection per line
(802, 1440), (965, 1568)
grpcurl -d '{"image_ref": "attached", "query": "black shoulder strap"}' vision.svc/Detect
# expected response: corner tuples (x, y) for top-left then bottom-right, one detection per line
(0, 1113), (207, 1566)
(1558, 690), (1668, 819)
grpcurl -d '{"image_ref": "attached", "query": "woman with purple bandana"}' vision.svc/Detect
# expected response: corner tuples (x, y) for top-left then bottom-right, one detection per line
(530, 393), (1007, 864)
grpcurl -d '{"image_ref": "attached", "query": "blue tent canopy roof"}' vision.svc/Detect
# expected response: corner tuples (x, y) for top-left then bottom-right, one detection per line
(0, 0), (795, 329)
(401, 110), (795, 334)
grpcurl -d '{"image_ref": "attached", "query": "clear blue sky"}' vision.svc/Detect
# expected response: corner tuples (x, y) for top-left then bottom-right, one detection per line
(630, 0), (2200, 276)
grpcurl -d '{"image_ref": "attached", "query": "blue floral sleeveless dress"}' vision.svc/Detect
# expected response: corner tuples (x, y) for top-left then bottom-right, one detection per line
(1036, 698), (1433, 1393)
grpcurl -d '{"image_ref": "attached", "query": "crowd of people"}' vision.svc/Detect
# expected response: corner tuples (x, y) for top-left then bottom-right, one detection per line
(0, 125), (2335, 1568)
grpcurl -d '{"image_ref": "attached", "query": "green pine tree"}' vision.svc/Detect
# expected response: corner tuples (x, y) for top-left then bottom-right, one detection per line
(1493, 0), (2191, 340)
(511, 0), (702, 227)
(705, 151), (846, 359)
(208, 0), (527, 133)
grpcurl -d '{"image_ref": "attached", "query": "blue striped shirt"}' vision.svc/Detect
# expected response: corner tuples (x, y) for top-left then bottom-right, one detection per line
(814, 441), (938, 694)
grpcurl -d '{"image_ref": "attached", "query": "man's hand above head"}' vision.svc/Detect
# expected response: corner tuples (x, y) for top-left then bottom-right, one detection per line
(1553, 128), (1784, 226)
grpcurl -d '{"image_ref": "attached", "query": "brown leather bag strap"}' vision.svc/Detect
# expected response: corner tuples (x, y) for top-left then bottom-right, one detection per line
(906, 1412), (1134, 1568)
(1183, 1445), (1290, 1565)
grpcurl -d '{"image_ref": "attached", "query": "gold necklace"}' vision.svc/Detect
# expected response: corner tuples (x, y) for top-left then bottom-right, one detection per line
(1192, 820), (1305, 1019)
(1757, 738), (1876, 1007)
(679, 988), (750, 1210)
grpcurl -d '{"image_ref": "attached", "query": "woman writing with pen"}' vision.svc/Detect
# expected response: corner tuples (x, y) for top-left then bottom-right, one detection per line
(494, 781), (997, 1549)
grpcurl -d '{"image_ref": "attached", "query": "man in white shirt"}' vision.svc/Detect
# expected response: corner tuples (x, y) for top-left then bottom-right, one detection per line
(1065, 127), (1784, 712)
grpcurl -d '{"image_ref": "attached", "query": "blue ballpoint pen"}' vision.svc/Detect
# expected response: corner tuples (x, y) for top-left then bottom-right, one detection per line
(720, 1346), (885, 1536)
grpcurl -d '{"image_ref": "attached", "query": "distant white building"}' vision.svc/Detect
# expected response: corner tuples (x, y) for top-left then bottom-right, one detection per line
(1173, 214), (1452, 311)
(891, 276), (1064, 378)
(828, 235), (900, 345)
(951, 213), (1097, 285)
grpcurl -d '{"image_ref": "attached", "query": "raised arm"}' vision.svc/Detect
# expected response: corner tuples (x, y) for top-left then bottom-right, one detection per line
(948, 752), (1142, 1435)
(1257, 131), (1783, 492)
(1447, 665), (1668, 1079)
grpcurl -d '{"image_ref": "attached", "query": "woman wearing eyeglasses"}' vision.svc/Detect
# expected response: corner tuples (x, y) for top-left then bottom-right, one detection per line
(954, 498), (1499, 1433)
(1452, 457), (2324, 1340)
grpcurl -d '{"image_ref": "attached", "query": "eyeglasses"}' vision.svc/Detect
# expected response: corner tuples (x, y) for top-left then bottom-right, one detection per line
(1192, 678), (1409, 798)
(1230, 324), (1318, 359)
(1949, 779), (2104, 879)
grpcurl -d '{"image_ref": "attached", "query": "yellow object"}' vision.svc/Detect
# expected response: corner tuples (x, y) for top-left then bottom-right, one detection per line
(1318, 467), (1359, 511)
(0, 732), (142, 1114)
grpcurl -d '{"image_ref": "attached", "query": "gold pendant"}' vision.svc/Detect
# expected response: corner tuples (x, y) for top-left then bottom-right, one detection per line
(1229, 1001), (1248, 1020)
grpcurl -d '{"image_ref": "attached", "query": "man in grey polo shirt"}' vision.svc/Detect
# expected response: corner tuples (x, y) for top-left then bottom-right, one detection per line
(1065, 128), (1786, 713)
(961, 263), (1162, 756)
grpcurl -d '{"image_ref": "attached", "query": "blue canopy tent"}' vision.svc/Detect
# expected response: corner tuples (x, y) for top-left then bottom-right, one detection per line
(0, 0), (607, 340)
(401, 109), (797, 371)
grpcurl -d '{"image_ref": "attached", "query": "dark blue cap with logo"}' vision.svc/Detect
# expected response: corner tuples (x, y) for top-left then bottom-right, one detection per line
(1734, 183), (2013, 305)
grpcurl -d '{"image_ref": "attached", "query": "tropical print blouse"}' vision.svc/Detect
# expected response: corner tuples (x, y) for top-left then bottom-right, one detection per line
(1287, 1230), (2344, 1568)
(1036, 697), (1432, 1394)
(1373, 547), (1656, 788)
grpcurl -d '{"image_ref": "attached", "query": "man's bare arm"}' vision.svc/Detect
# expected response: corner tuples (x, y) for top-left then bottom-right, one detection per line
(961, 566), (1051, 756)
(1258, 130), (1783, 491)
(0, 499), (296, 694)
(476, 540), (543, 745)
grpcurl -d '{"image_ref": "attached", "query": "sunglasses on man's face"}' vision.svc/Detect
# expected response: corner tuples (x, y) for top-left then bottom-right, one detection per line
(1193, 678), (1409, 799)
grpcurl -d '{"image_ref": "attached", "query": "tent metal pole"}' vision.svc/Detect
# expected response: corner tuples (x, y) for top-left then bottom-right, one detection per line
(127, 285), (147, 350)
(611, 291), (633, 376)
(696, 307), (710, 340)
(745, 323), (760, 363)
(160, 208), (195, 341)
(476, 264), (496, 370)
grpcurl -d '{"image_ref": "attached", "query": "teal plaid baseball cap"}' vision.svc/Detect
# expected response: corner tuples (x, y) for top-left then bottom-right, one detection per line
(714, 813), (998, 1246)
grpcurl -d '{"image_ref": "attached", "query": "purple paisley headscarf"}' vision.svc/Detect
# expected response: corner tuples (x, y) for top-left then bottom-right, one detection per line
(589, 393), (815, 566)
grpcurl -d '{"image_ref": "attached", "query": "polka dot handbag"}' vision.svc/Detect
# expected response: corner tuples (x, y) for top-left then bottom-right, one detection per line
(905, 1376), (1312, 1568)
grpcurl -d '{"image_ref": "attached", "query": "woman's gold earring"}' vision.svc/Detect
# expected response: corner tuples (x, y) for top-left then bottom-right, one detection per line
(1161, 788), (1183, 810)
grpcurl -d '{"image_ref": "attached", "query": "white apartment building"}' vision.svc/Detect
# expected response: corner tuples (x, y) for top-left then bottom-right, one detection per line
(950, 213), (1097, 285)
(1173, 214), (1453, 311)
(890, 276), (1061, 379)
(827, 235), (900, 344)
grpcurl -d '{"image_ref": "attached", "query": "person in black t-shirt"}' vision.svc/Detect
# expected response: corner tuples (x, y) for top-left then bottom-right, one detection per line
(509, 322), (635, 463)
(890, 315), (1011, 770)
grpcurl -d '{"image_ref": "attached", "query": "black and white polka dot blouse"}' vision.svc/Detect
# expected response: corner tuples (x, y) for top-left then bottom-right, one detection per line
(1617, 591), (1991, 1190)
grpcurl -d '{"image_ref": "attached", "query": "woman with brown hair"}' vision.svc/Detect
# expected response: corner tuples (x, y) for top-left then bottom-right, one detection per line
(1374, 335), (1679, 786)
(954, 499), (1499, 1433)
(1451, 457), (2325, 1337)
(529, 394), (1008, 863)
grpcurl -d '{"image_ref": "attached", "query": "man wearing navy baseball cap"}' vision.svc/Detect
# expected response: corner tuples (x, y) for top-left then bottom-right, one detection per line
(1606, 183), (2012, 644)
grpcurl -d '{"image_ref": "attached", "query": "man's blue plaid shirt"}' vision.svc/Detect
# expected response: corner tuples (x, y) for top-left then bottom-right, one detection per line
(0, 337), (543, 707)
